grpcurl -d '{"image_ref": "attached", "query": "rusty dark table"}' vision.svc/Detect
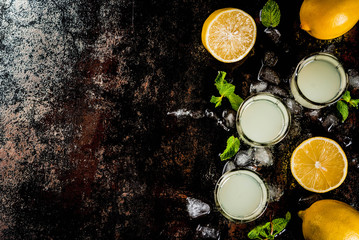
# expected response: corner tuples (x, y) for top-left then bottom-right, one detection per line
(1, 0), (359, 239)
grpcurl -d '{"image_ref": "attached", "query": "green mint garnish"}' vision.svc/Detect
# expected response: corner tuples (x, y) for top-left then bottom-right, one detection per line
(227, 94), (244, 112)
(220, 136), (240, 161)
(342, 90), (351, 102)
(349, 99), (359, 108)
(337, 101), (349, 122)
(336, 90), (359, 122)
(271, 212), (291, 234)
(261, 0), (281, 28)
(210, 71), (243, 111)
(248, 212), (291, 240)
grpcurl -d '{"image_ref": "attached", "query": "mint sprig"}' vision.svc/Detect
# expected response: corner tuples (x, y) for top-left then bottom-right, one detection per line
(260, 0), (281, 28)
(210, 71), (243, 111)
(220, 136), (240, 161)
(337, 90), (359, 122)
(248, 212), (291, 240)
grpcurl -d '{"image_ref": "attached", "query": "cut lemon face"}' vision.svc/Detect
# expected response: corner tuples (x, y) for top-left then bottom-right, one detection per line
(290, 137), (348, 193)
(201, 8), (257, 63)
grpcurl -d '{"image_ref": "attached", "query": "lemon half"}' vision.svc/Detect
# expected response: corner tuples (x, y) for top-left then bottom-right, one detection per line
(201, 8), (257, 63)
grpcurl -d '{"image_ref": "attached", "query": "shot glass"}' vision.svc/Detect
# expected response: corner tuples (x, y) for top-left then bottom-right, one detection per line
(290, 52), (348, 109)
(236, 92), (291, 147)
(214, 169), (269, 223)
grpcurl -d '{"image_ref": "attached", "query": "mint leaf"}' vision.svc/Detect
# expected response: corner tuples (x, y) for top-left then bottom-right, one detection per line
(210, 96), (223, 107)
(337, 100), (349, 122)
(211, 71), (244, 111)
(259, 228), (270, 238)
(214, 71), (226, 85)
(248, 212), (291, 240)
(220, 84), (235, 97)
(220, 136), (240, 161)
(342, 90), (351, 102)
(261, 0), (281, 28)
(272, 212), (291, 235)
(213, 71), (234, 97)
(349, 99), (359, 108)
(248, 225), (263, 239)
(227, 93), (243, 111)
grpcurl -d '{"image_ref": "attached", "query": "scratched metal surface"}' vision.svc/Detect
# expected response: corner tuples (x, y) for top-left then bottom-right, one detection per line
(0, 0), (358, 239)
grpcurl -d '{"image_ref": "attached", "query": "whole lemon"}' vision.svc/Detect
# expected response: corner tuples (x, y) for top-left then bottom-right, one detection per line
(300, 0), (359, 40)
(299, 199), (359, 240)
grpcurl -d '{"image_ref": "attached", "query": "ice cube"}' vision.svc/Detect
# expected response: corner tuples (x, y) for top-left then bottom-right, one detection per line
(342, 136), (353, 148)
(348, 69), (359, 89)
(263, 51), (278, 67)
(205, 109), (215, 118)
(205, 109), (230, 132)
(305, 109), (321, 122)
(253, 148), (273, 167)
(186, 197), (211, 219)
(285, 98), (302, 115)
(264, 27), (281, 44)
(298, 194), (323, 209)
(222, 161), (236, 174)
(322, 114), (339, 132)
(268, 184), (284, 202)
(234, 148), (254, 167)
(196, 225), (220, 239)
(250, 81), (268, 94)
(336, 135), (353, 148)
(267, 85), (289, 98)
(222, 109), (237, 129)
(258, 66), (281, 85)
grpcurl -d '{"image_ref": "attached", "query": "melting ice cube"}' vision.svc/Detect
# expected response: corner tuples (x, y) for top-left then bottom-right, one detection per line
(253, 148), (273, 167)
(298, 194), (323, 209)
(186, 197), (211, 219)
(196, 225), (220, 239)
(268, 184), (284, 202)
(285, 98), (302, 115)
(222, 109), (236, 129)
(264, 27), (281, 44)
(222, 161), (236, 174)
(250, 81), (268, 94)
(258, 65), (281, 85)
(322, 114), (339, 132)
(205, 109), (230, 132)
(267, 85), (289, 98)
(263, 51), (278, 67)
(305, 109), (321, 122)
(234, 148), (254, 167)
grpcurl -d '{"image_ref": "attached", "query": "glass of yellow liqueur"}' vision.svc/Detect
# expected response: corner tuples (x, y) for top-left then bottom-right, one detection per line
(214, 169), (269, 223)
(236, 93), (291, 147)
(290, 52), (348, 109)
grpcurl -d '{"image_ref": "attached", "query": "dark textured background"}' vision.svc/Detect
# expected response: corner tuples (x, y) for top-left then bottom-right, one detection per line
(0, 0), (359, 239)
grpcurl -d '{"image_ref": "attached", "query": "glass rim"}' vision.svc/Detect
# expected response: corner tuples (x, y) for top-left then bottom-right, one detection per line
(214, 169), (269, 223)
(236, 92), (291, 147)
(292, 52), (348, 107)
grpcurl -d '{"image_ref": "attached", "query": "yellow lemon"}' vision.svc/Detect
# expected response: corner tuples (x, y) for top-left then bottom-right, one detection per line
(299, 199), (359, 240)
(290, 137), (348, 193)
(201, 8), (256, 63)
(300, 0), (359, 40)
